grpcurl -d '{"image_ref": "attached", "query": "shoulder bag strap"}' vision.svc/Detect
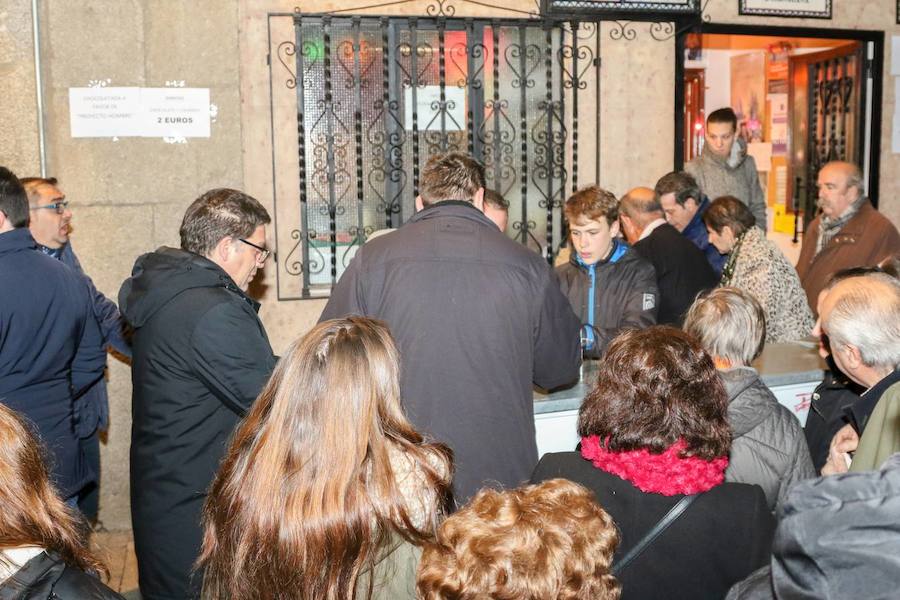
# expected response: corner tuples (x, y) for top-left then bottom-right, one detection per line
(612, 494), (698, 576)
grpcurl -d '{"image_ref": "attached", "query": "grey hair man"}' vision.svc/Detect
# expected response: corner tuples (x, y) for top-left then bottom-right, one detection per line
(820, 273), (900, 475)
(797, 161), (900, 313)
(119, 188), (277, 600)
(322, 152), (581, 503)
(684, 287), (815, 510)
(620, 186), (717, 326)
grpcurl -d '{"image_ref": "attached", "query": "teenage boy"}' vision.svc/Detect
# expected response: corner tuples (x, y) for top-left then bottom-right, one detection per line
(556, 185), (658, 358)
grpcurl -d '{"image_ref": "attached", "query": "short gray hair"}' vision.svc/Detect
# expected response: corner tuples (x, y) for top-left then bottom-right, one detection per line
(824, 273), (900, 370)
(683, 287), (766, 367)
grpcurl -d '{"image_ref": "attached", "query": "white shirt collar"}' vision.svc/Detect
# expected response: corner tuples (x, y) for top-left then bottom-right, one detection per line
(638, 218), (667, 241)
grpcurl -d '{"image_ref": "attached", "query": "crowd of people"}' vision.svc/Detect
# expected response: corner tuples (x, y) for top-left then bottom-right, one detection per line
(2, 105), (900, 599)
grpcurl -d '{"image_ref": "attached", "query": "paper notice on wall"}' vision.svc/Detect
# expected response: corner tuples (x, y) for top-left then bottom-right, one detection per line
(892, 36), (900, 76)
(893, 78), (900, 153)
(69, 87), (210, 138)
(403, 85), (466, 131)
(747, 142), (772, 172)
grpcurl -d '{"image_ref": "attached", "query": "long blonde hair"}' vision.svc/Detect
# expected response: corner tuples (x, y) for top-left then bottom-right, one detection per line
(198, 316), (453, 599)
(0, 404), (107, 577)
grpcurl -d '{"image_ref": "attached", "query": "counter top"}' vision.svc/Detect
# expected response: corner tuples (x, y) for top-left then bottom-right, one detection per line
(534, 340), (826, 415)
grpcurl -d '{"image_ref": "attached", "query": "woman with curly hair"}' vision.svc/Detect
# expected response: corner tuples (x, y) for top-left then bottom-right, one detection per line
(417, 478), (620, 600)
(0, 403), (122, 599)
(198, 316), (453, 600)
(532, 326), (775, 600)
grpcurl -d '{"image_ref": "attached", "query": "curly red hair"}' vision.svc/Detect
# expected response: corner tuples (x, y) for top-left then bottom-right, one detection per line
(416, 479), (620, 600)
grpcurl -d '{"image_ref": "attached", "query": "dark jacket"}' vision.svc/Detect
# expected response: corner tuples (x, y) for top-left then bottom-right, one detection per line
(532, 452), (775, 600)
(320, 201), (581, 503)
(556, 239), (658, 358)
(56, 243), (130, 437)
(683, 197), (727, 275)
(119, 247), (276, 600)
(803, 362), (864, 474)
(727, 454), (900, 600)
(797, 199), (900, 314)
(721, 367), (816, 511)
(632, 222), (718, 326)
(0, 551), (123, 600)
(0, 229), (105, 498)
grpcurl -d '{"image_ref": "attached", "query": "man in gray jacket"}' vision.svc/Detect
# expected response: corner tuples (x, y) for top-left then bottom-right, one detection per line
(686, 107), (767, 229)
(321, 152), (582, 503)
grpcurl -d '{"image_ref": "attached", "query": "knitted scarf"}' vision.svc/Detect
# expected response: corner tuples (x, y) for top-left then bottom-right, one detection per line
(816, 195), (866, 255)
(580, 436), (728, 496)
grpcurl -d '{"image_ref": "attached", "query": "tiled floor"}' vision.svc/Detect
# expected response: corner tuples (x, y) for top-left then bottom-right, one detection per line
(93, 530), (140, 598)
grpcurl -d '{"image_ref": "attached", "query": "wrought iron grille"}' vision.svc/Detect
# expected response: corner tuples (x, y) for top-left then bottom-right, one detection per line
(268, 12), (601, 299)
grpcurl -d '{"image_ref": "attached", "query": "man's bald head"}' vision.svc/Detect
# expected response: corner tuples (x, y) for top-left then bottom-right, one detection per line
(821, 273), (900, 385)
(816, 161), (863, 219)
(619, 187), (663, 244)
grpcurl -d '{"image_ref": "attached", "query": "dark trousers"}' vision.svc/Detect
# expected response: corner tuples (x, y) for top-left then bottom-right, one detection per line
(77, 430), (100, 523)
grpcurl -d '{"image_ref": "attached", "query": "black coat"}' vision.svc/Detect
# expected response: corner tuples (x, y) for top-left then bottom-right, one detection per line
(0, 551), (123, 600)
(0, 229), (106, 498)
(632, 222), (718, 326)
(321, 201), (581, 503)
(119, 247), (276, 600)
(532, 452), (775, 600)
(804, 362), (864, 474)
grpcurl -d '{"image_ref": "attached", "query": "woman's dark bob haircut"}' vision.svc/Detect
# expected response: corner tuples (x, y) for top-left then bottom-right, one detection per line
(702, 195), (756, 238)
(578, 326), (731, 460)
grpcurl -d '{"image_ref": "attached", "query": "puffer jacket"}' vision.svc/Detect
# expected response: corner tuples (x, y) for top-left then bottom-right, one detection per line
(722, 367), (815, 511)
(686, 136), (767, 229)
(0, 551), (124, 600)
(726, 453), (900, 600)
(556, 239), (658, 358)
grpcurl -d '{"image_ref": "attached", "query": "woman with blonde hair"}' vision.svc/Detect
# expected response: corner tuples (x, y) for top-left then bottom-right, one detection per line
(198, 316), (453, 600)
(0, 403), (122, 599)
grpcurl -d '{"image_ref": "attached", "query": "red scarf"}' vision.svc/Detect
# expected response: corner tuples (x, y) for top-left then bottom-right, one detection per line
(580, 436), (728, 496)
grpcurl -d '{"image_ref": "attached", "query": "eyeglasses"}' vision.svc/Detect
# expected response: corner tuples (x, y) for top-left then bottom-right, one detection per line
(30, 201), (69, 215)
(238, 238), (271, 263)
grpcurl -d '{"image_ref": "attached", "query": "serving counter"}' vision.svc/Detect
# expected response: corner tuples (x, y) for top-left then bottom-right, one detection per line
(533, 341), (826, 457)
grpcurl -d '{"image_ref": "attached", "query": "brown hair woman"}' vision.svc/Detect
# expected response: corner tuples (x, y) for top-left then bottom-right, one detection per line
(198, 316), (453, 600)
(532, 326), (775, 600)
(0, 403), (123, 599)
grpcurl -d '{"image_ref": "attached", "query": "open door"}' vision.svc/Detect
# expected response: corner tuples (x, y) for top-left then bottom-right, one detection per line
(789, 42), (869, 229)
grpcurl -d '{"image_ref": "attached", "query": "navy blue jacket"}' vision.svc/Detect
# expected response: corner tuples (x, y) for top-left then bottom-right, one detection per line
(683, 197), (727, 275)
(0, 228), (106, 497)
(55, 243), (130, 437)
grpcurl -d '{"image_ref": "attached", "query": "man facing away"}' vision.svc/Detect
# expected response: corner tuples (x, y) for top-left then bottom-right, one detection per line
(0, 166), (105, 504)
(797, 160), (900, 313)
(655, 170), (727, 275)
(21, 176), (131, 523)
(119, 188), (277, 600)
(483, 188), (509, 233)
(686, 107), (767, 229)
(321, 152), (581, 504)
(619, 186), (717, 326)
(556, 185), (658, 358)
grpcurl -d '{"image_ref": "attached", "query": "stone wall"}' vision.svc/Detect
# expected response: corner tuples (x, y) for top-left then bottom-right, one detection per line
(1, 0), (899, 528)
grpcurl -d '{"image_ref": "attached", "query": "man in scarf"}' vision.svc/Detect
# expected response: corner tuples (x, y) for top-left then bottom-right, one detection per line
(796, 161), (900, 315)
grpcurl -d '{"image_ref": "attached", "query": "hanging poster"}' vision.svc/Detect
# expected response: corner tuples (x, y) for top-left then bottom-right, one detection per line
(731, 53), (766, 144)
(739, 0), (831, 19)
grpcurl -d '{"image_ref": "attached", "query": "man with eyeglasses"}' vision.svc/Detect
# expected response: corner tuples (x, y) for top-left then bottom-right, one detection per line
(20, 176), (131, 525)
(0, 167), (106, 508)
(118, 188), (276, 600)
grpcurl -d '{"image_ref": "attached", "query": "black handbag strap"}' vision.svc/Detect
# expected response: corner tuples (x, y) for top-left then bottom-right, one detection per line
(612, 494), (698, 576)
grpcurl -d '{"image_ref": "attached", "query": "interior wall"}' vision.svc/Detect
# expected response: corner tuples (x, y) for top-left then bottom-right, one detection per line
(0, 0), (898, 530)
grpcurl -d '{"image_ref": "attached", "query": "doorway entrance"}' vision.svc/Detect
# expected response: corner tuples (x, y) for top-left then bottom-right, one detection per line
(675, 24), (883, 260)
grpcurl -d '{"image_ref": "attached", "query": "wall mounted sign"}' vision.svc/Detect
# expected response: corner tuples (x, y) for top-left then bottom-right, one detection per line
(69, 87), (211, 138)
(739, 0), (831, 19)
(542, 0), (700, 17)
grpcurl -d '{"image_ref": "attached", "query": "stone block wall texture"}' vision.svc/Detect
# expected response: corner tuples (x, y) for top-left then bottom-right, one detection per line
(1, 0), (899, 528)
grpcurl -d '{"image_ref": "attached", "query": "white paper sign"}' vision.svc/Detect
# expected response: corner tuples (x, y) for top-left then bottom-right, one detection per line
(892, 36), (900, 76)
(69, 87), (210, 138)
(404, 86), (465, 132)
(69, 88), (141, 137)
(140, 88), (210, 138)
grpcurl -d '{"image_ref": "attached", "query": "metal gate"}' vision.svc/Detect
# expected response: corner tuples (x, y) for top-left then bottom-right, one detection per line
(269, 11), (601, 299)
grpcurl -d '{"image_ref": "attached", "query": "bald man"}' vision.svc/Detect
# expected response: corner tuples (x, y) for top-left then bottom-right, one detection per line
(620, 187), (717, 325)
(797, 161), (900, 313)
